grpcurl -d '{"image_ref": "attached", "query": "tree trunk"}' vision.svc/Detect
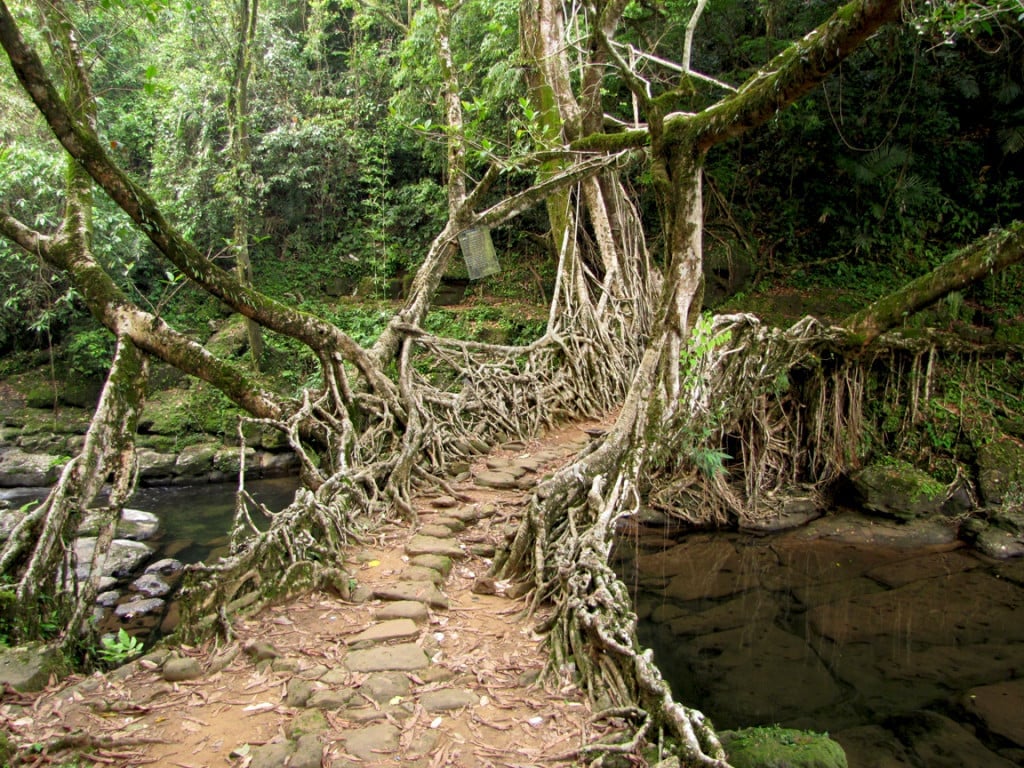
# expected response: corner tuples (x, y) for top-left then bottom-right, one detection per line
(227, 0), (263, 369)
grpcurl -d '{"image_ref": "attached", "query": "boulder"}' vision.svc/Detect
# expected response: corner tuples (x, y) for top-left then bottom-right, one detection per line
(0, 642), (70, 692)
(79, 508), (160, 541)
(0, 449), (60, 487)
(74, 537), (154, 580)
(174, 443), (220, 477)
(976, 436), (1024, 505)
(114, 597), (166, 620)
(145, 557), (184, 577)
(720, 727), (847, 768)
(851, 462), (946, 521)
(129, 573), (172, 598)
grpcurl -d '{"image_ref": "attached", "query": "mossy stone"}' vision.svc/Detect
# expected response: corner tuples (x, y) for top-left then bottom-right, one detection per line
(287, 708), (329, 738)
(721, 727), (848, 768)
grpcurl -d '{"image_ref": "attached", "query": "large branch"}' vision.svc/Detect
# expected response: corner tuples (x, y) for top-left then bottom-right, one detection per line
(0, 1), (394, 398)
(843, 221), (1024, 344)
(680, 0), (902, 150)
(571, 0), (901, 155)
(0, 209), (287, 421)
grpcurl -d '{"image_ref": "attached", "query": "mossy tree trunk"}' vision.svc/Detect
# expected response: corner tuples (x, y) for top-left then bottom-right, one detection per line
(843, 220), (1024, 344)
(226, 0), (263, 370)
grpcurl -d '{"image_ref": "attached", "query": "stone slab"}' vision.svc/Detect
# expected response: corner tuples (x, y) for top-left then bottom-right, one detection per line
(409, 554), (452, 576)
(373, 581), (449, 609)
(964, 678), (1024, 747)
(473, 470), (519, 489)
(374, 600), (430, 623)
(417, 524), (455, 539)
(344, 723), (400, 760)
(399, 565), (445, 585)
(345, 642), (430, 673)
(405, 535), (465, 560)
(419, 688), (479, 712)
(347, 619), (421, 646)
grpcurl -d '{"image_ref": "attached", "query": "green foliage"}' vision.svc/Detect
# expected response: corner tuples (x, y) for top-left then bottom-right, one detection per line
(97, 628), (144, 665)
(63, 328), (115, 381)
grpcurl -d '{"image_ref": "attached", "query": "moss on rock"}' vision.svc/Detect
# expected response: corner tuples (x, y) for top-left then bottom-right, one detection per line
(720, 726), (848, 768)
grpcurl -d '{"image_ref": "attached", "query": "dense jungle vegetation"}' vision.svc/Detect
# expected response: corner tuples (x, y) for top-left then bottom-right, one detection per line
(1, 0), (1021, 377)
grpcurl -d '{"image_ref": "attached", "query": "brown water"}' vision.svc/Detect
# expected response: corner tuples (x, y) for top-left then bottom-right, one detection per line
(615, 528), (1024, 766)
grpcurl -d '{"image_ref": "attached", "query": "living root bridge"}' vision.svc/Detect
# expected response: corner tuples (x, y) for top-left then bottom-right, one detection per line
(495, 312), (1021, 765)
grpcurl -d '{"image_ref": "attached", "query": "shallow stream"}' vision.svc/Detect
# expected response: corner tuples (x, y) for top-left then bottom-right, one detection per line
(615, 526), (1024, 766)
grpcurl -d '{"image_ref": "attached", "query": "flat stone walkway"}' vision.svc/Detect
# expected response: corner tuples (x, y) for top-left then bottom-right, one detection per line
(9, 424), (608, 767)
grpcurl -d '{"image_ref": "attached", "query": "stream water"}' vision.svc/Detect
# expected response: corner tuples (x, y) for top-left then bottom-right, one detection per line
(614, 527), (1024, 766)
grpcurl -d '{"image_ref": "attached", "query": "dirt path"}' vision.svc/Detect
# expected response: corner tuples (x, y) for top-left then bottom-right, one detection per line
(3, 421), (611, 767)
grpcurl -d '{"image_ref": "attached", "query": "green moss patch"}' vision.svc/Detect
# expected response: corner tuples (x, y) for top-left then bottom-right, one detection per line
(721, 726), (848, 768)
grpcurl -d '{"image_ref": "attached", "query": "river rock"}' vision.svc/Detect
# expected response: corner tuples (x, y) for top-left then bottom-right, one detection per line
(115, 597), (166, 620)
(792, 512), (957, 549)
(374, 600), (429, 623)
(416, 523), (455, 539)
(286, 678), (314, 707)
(976, 436), (1024, 505)
(250, 741), (292, 768)
(95, 590), (121, 607)
(0, 505), (27, 541)
(74, 537), (154, 580)
(851, 462), (946, 520)
(136, 449), (177, 481)
(419, 688), (478, 712)
(399, 565), (445, 585)
(129, 573), (171, 598)
(963, 507), (1024, 559)
(807, 569), (1024, 646)
(409, 554), (452, 576)
(307, 689), (355, 710)
(667, 588), (779, 636)
(290, 734), (322, 768)
(474, 470), (519, 489)
(864, 548), (981, 587)
(118, 508), (160, 540)
(213, 446), (255, 475)
(145, 557), (184, 576)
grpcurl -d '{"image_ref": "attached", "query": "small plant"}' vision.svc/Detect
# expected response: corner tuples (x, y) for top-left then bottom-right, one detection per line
(97, 628), (144, 665)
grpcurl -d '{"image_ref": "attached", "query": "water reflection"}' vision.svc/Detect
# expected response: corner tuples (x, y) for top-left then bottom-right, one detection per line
(614, 529), (1024, 764)
(130, 477), (299, 563)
